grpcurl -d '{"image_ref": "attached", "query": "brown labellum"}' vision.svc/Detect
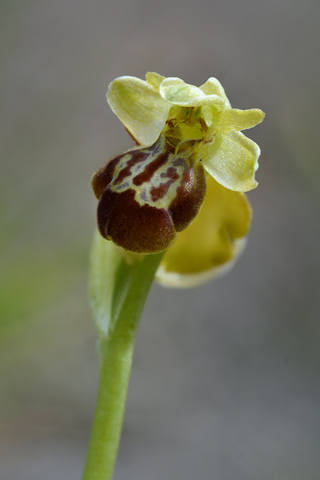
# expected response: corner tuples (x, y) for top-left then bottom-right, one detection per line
(97, 188), (176, 253)
(92, 136), (206, 254)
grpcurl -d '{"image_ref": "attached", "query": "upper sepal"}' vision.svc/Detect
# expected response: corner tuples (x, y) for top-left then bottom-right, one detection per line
(160, 77), (226, 107)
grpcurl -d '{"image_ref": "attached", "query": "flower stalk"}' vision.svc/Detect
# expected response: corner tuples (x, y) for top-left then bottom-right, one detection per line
(83, 241), (164, 480)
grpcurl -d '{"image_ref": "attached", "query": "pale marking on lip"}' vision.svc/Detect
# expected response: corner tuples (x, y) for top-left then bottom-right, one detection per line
(109, 135), (196, 209)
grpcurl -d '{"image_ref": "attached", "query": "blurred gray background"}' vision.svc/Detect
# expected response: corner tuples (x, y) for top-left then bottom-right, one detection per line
(1, 0), (320, 479)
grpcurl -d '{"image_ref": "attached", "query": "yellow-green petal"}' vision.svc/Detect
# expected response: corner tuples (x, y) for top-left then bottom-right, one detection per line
(107, 76), (171, 146)
(145, 71), (165, 92)
(199, 77), (231, 109)
(200, 131), (260, 192)
(156, 176), (251, 288)
(160, 77), (225, 107)
(218, 108), (265, 132)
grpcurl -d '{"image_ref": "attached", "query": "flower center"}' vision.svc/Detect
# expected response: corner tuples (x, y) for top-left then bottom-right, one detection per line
(162, 106), (216, 163)
(162, 107), (206, 151)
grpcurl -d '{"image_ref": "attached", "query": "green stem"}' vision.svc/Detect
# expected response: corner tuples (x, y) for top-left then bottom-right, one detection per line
(82, 252), (164, 480)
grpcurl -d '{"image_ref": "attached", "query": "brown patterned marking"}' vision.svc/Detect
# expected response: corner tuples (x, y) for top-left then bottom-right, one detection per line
(150, 167), (180, 202)
(169, 162), (206, 232)
(173, 158), (185, 167)
(97, 188), (176, 254)
(133, 152), (169, 186)
(161, 166), (180, 180)
(93, 134), (208, 253)
(114, 151), (148, 185)
(92, 154), (125, 200)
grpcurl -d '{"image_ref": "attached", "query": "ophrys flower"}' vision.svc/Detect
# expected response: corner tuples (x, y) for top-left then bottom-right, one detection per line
(92, 72), (264, 286)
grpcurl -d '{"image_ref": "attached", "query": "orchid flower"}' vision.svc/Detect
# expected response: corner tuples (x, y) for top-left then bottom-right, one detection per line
(92, 73), (264, 287)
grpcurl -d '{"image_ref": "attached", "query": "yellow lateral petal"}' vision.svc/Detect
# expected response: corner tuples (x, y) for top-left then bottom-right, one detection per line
(145, 71), (165, 91)
(156, 176), (251, 287)
(107, 76), (171, 146)
(201, 131), (260, 192)
(199, 77), (231, 108)
(218, 108), (265, 132)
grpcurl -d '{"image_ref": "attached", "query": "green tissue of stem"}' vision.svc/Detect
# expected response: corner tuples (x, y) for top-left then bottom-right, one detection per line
(82, 233), (164, 480)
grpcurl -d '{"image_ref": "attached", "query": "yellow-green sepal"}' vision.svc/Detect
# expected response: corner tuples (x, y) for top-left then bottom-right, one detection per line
(107, 76), (171, 146)
(156, 176), (252, 287)
(200, 130), (260, 192)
